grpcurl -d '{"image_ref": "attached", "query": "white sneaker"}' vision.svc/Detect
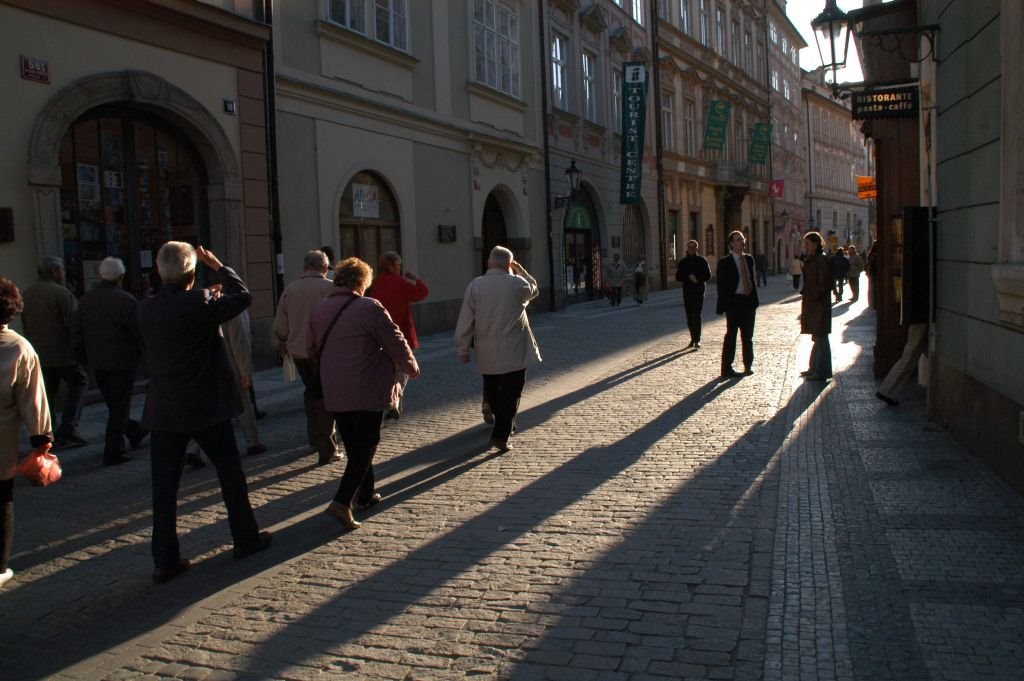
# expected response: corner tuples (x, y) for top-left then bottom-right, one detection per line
(0, 568), (13, 588)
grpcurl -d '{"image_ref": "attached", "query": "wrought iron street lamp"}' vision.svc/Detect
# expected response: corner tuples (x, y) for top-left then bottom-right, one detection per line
(554, 160), (582, 209)
(811, 0), (851, 86)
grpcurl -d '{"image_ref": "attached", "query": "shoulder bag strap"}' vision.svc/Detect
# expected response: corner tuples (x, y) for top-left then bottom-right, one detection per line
(316, 295), (357, 358)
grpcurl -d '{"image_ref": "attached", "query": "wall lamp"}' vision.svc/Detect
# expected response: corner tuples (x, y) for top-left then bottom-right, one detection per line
(553, 160), (581, 210)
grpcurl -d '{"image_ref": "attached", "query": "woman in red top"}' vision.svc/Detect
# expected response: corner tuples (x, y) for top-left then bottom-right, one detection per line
(368, 251), (429, 418)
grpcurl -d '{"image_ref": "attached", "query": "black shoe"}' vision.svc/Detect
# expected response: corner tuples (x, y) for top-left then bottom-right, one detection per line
(693, 341), (701, 349)
(721, 368), (741, 378)
(490, 437), (512, 453)
(55, 426), (87, 448)
(233, 530), (272, 560)
(153, 559), (191, 584)
(875, 391), (899, 406)
(356, 493), (382, 510)
(247, 443), (268, 456)
(186, 451), (206, 469)
(318, 451), (343, 466)
(254, 409), (267, 420)
(103, 453), (132, 467)
(800, 370), (815, 377)
(127, 427), (149, 449)
(743, 367), (754, 376)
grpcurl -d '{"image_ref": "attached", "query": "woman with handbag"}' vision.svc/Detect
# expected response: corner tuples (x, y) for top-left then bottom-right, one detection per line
(799, 232), (834, 382)
(308, 258), (419, 529)
(0, 277), (53, 588)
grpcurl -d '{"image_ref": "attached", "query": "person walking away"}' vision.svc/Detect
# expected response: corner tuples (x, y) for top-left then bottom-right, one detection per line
(272, 250), (339, 465)
(454, 247), (542, 452)
(799, 233), (834, 381)
(311, 258), (419, 530)
(221, 304), (267, 456)
(716, 231), (760, 377)
(846, 246), (865, 302)
(789, 255), (804, 291)
(367, 251), (428, 419)
(138, 242), (270, 583)
(21, 257), (88, 448)
(675, 240), (712, 348)
(632, 254), (648, 304)
(70, 257), (148, 466)
(755, 252), (769, 287)
(0, 277), (53, 589)
(866, 240), (879, 308)
(830, 248), (850, 302)
(605, 253), (626, 307)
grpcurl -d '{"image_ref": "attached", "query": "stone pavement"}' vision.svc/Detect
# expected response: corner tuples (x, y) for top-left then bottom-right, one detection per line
(2, 276), (1022, 681)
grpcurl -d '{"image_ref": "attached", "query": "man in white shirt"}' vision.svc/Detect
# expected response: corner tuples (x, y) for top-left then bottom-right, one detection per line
(715, 231), (760, 378)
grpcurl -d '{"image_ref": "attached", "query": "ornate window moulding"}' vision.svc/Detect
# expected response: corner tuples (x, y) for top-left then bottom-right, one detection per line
(609, 27), (632, 54)
(551, 0), (581, 15)
(580, 5), (608, 34)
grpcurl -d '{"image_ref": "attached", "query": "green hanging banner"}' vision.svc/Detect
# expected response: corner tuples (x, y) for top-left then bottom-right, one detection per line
(703, 100), (732, 151)
(619, 62), (648, 205)
(748, 122), (772, 164)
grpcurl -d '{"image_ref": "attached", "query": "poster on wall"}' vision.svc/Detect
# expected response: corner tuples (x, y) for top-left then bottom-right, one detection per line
(703, 101), (732, 151)
(353, 183), (380, 218)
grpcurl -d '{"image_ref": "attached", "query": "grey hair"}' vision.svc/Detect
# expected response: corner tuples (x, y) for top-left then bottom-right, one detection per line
(156, 241), (197, 284)
(303, 249), (329, 271)
(38, 256), (65, 278)
(98, 257), (126, 281)
(489, 246), (513, 267)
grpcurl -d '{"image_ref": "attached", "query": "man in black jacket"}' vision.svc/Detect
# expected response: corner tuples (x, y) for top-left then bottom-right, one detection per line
(138, 242), (270, 583)
(716, 231), (760, 377)
(70, 257), (147, 466)
(675, 240), (712, 348)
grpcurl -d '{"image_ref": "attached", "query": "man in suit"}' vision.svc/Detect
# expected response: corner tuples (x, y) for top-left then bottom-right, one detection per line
(454, 246), (542, 453)
(675, 240), (712, 348)
(138, 242), (270, 583)
(716, 230), (760, 378)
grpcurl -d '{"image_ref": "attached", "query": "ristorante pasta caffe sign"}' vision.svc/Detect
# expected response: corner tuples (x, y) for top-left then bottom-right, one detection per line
(851, 86), (919, 120)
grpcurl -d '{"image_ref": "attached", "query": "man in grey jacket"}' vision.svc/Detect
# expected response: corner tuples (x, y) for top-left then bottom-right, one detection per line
(454, 246), (542, 452)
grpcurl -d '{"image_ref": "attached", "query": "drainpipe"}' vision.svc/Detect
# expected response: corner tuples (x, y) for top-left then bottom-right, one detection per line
(538, 0), (557, 311)
(650, 0), (668, 290)
(257, 0), (284, 300)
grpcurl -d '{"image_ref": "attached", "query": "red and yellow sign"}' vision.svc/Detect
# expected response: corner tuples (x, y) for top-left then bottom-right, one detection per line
(857, 176), (877, 200)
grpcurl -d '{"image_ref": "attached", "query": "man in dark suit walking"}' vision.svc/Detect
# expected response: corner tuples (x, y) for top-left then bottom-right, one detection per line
(716, 230), (760, 377)
(675, 240), (712, 348)
(138, 242), (270, 583)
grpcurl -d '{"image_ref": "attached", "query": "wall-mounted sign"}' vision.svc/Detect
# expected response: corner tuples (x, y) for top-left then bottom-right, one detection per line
(20, 55), (50, 84)
(857, 175), (877, 199)
(437, 224), (456, 243)
(851, 87), (918, 120)
(619, 62), (648, 205)
(748, 123), (772, 164)
(352, 183), (379, 218)
(769, 179), (785, 198)
(703, 100), (732, 151)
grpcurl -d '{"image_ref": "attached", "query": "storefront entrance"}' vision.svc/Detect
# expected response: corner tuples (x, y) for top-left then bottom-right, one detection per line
(58, 107), (207, 297)
(481, 192), (508, 273)
(563, 187), (601, 300)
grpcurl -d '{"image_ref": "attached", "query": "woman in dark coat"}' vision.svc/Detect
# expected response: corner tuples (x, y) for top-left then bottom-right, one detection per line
(800, 232), (833, 381)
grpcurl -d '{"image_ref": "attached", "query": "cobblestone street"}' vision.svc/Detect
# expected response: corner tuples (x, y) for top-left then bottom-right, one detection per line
(3, 277), (1023, 681)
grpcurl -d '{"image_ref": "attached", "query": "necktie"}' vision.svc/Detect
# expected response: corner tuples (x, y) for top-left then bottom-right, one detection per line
(740, 256), (752, 296)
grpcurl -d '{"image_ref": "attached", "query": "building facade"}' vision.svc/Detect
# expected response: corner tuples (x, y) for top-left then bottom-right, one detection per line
(0, 0), (275, 355)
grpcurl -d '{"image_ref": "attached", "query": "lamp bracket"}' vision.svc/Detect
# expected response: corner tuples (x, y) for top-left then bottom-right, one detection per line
(857, 24), (940, 66)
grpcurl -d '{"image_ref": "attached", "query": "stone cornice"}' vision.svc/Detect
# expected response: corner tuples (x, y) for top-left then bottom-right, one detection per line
(579, 4), (608, 34)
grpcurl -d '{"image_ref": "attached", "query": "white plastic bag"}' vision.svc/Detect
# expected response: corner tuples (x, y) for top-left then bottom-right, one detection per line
(282, 354), (298, 382)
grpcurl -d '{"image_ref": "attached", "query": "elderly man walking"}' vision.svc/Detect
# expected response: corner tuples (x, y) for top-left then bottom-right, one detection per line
(138, 242), (270, 583)
(454, 246), (541, 453)
(273, 250), (339, 465)
(21, 257), (88, 447)
(70, 257), (148, 466)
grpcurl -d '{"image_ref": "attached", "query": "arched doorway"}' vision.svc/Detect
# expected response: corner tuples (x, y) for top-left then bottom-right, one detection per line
(338, 171), (401, 268)
(57, 106), (207, 297)
(563, 187), (601, 299)
(481, 192), (508, 273)
(622, 204), (646, 271)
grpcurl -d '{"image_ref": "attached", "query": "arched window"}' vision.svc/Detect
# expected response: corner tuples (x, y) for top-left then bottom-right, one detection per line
(338, 171), (400, 267)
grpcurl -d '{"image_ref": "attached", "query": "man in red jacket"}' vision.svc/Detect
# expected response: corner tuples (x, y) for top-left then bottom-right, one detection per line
(368, 251), (429, 418)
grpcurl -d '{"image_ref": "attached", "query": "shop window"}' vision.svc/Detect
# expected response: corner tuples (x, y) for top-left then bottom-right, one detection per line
(328, 0), (408, 52)
(338, 171), (400, 268)
(473, 0), (520, 98)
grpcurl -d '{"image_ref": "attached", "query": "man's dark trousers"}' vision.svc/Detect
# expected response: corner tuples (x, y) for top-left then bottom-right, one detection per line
(150, 420), (259, 569)
(294, 357), (336, 459)
(683, 291), (704, 343)
(483, 369), (526, 442)
(43, 364), (87, 429)
(722, 295), (756, 372)
(94, 368), (142, 461)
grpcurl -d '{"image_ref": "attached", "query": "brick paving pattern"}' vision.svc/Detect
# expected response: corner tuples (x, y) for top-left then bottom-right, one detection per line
(2, 277), (1022, 680)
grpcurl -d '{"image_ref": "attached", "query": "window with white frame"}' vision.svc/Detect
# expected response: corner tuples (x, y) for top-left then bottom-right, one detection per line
(680, 0), (691, 35)
(731, 19), (740, 65)
(769, 21), (777, 44)
(658, 0), (670, 19)
(613, 67), (623, 133)
(781, 36), (788, 53)
(632, 0), (644, 25)
(698, 0), (709, 47)
(684, 98), (696, 156)
(791, 46), (798, 65)
(582, 50), (598, 123)
(328, 0), (408, 52)
(715, 6), (726, 56)
(474, 0), (520, 98)
(662, 93), (675, 151)
(783, 80), (791, 101)
(744, 31), (752, 75)
(771, 69), (779, 91)
(551, 33), (569, 110)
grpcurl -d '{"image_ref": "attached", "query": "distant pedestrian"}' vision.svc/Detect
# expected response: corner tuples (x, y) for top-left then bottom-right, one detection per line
(633, 254), (648, 303)
(139, 242), (271, 583)
(70, 257), (148, 466)
(0, 277), (53, 589)
(220, 303), (267, 456)
(846, 246), (865, 302)
(799, 233), (833, 382)
(716, 231), (759, 378)
(605, 253), (626, 306)
(368, 251), (429, 419)
(675, 240), (712, 348)
(455, 246), (542, 452)
(866, 240), (879, 308)
(321, 245), (335, 266)
(311, 258), (419, 530)
(789, 255), (804, 290)
(755, 252), (769, 287)
(20, 257), (88, 448)
(876, 323), (927, 406)
(830, 248), (850, 302)
(272, 250), (339, 465)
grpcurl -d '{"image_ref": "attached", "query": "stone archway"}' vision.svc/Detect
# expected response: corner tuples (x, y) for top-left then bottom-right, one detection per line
(27, 71), (244, 270)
